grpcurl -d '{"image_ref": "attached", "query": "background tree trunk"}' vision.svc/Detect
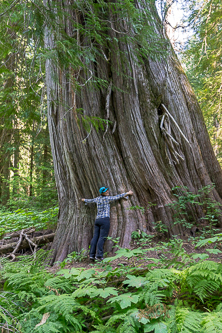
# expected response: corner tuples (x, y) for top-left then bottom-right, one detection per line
(13, 124), (20, 196)
(29, 122), (35, 197)
(44, 0), (222, 263)
(0, 44), (15, 205)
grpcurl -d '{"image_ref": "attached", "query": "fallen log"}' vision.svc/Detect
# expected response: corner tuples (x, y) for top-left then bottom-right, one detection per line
(0, 233), (55, 255)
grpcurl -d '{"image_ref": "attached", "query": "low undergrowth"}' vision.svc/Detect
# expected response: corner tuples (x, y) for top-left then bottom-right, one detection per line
(1, 237), (222, 333)
(0, 206), (58, 237)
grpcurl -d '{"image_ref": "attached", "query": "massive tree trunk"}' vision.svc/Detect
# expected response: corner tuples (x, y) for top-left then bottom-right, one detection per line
(44, 0), (222, 263)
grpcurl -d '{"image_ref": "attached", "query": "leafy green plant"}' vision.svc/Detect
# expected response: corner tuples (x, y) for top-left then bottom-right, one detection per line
(168, 184), (222, 235)
(128, 206), (146, 215)
(152, 221), (168, 234)
(131, 230), (154, 246)
(77, 110), (112, 137)
(129, 203), (157, 216)
(195, 233), (222, 249)
(0, 206), (58, 237)
(156, 237), (194, 269)
(59, 249), (88, 268)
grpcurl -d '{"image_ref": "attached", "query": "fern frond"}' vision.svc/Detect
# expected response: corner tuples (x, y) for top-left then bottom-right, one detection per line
(200, 311), (222, 333)
(165, 305), (177, 333)
(4, 271), (50, 296)
(0, 306), (20, 332)
(91, 324), (116, 333)
(196, 234), (222, 248)
(176, 307), (202, 332)
(192, 280), (220, 302)
(187, 261), (222, 278)
(141, 287), (165, 307)
(17, 290), (37, 302)
(105, 313), (128, 327)
(45, 276), (74, 293)
(184, 261), (222, 301)
(146, 268), (180, 284)
(36, 293), (97, 324)
(138, 268), (179, 306)
(29, 318), (65, 333)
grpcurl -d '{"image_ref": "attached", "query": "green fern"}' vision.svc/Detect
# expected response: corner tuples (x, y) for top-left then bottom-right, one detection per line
(72, 286), (118, 298)
(3, 270), (49, 296)
(44, 276), (75, 293)
(22, 311), (66, 333)
(140, 269), (179, 306)
(2, 244), (222, 332)
(183, 261), (222, 302)
(0, 294), (21, 333)
(175, 307), (202, 332)
(91, 324), (117, 333)
(200, 311), (222, 333)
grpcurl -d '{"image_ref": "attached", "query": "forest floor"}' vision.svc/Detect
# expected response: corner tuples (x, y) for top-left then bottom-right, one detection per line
(48, 235), (222, 274)
(1, 228), (222, 273)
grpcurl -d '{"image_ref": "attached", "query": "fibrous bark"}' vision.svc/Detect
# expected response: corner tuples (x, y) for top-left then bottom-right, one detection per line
(44, 0), (222, 263)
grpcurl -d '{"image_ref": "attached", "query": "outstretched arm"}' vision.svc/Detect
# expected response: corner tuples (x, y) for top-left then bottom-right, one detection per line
(81, 197), (98, 204)
(108, 190), (133, 202)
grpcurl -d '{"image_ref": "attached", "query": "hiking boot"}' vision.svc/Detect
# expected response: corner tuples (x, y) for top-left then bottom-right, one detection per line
(89, 257), (95, 261)
(95, 257), (103, 262)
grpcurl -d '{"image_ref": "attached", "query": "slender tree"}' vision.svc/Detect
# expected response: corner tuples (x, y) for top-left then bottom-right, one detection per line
(42, 0), (222, 263)
(0, 31), (16, 204)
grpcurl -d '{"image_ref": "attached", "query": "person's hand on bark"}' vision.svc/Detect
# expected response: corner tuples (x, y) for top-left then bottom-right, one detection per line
(126, 190), (133, 196)
(81, 198), (85, 202)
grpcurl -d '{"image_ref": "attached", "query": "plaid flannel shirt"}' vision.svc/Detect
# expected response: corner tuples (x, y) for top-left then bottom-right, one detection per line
(84, 193), (127, 219)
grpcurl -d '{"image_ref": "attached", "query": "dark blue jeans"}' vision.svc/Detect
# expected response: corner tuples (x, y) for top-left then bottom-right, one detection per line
(90, 217), (110, 258)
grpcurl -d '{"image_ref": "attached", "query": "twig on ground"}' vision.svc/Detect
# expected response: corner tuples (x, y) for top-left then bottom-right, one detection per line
(7, 230), (25, 260)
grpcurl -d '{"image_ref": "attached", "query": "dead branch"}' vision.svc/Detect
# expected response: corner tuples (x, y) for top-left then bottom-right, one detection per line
(6, 227), (35, 239)
(23, 233), (38, 258)
(1, 233), (55, 256)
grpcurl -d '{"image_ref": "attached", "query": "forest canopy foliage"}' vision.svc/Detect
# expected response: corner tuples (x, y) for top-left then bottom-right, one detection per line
(181, 0), (222, 163)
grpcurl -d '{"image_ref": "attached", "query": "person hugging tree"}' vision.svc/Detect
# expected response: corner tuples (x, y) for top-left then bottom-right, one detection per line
(82, 187), (133, 261)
